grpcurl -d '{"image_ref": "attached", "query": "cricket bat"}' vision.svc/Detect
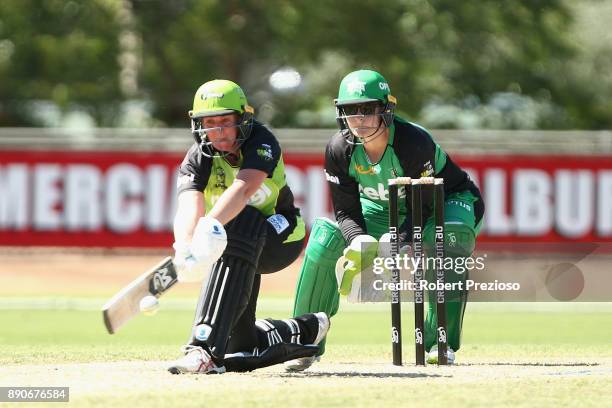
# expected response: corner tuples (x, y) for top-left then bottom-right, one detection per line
(102, 256), (178, 334)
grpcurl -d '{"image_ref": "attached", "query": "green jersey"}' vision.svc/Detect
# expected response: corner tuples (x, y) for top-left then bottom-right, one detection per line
(325, 116), (481, 242)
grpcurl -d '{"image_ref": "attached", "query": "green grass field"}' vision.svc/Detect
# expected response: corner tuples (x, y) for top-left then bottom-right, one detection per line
(1, 298), (611, 407)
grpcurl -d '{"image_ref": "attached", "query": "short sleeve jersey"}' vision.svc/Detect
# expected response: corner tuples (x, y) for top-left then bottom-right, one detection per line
(325, 116), (481, 242)
(177, 121), (298, 218)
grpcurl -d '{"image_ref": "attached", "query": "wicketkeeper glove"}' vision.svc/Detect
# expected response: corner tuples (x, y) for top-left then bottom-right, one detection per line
(335, 235), (378, 296)
(377, 232), (411, 258)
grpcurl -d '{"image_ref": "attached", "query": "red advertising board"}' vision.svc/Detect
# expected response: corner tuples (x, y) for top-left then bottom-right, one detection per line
(455, 155), (612, 243)
(1, 150), (610, 247)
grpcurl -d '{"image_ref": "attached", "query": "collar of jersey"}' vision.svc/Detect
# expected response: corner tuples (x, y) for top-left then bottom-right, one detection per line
(217, 151), (242, 168)
(359, 122), (395, 166)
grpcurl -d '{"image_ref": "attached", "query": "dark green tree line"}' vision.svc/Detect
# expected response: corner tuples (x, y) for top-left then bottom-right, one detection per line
(1, 0), (610, 129)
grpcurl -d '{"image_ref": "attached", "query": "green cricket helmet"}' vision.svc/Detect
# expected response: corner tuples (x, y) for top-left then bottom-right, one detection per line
(189, 79), (255, 157)
(335, 70), (397, 141)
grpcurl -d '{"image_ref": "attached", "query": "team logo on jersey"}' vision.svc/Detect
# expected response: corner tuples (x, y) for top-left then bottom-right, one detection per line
(214, 167), (227, 189)
(354, 164), (380, 175)
(256, 144), (274, 161)
(347, 79), (366, 95)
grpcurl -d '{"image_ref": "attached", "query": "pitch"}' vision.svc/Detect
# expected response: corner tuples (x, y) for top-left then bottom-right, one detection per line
(0, 252), (611, 407)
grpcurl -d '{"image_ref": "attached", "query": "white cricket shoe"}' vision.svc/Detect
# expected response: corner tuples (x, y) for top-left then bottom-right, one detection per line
(285, 312), (330, 372)
(427, 346), (455, 365)
(284, 355), (321, 372)
(168, 345), (226, 374)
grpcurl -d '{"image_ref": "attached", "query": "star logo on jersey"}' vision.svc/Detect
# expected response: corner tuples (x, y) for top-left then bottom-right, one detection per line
(347, 79), (366, 96)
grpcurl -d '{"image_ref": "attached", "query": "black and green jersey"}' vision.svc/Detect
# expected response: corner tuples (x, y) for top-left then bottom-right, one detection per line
(177, 121), (300, 220)
(325, 116), (482, 243)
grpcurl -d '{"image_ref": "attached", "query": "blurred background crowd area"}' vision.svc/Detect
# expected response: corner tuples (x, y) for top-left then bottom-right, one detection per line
(1, 0), (612, 131)
(1, 0), (611, 249)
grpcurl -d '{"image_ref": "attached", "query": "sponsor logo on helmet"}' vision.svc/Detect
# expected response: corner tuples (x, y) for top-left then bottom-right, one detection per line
(201, 92), (224, 100)
(379, 82), (390, 92)
(347, 79), (366, 96)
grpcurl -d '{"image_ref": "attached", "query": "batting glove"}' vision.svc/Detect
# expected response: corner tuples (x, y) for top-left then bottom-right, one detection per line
(173, 216), (227, 283)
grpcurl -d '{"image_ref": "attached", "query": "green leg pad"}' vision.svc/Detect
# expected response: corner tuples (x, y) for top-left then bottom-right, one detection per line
(423, 218), (476, 352)
(292, 218), (345, 355)
(424, 269), (469, 352)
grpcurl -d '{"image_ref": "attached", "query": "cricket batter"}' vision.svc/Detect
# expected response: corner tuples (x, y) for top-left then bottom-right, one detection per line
(287, 70), (484, 369)
(168, 79), (329, 374)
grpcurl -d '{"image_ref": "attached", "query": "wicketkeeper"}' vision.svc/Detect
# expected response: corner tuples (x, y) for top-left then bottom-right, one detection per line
(168, 79), (329, 374)
(287, 70), (484, 369)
